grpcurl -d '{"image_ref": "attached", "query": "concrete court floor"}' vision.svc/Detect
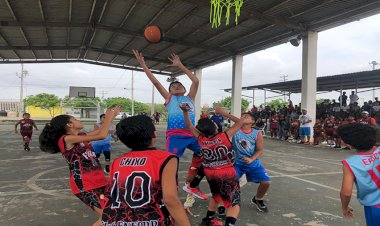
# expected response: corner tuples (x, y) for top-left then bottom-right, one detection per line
(0, 123), (366, 226)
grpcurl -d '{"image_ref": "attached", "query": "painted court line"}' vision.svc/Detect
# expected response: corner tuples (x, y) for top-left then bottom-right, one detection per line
(265, 149), (342, 165)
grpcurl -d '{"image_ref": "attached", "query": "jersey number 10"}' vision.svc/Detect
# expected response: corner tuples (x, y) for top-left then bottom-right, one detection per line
(111, 171), (152, 208)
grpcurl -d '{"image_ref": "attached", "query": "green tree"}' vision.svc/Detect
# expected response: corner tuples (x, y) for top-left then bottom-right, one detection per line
(24, 93), (61, 117)
(212, 96), (250, 112)
(316, 98), (325, 105)
(103, 97), (150, 115)
(62, 96), (101, 108)
(266, 98), (288, 110)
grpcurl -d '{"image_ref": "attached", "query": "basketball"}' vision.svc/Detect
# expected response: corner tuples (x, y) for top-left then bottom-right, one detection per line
(144, 25), (162, 43)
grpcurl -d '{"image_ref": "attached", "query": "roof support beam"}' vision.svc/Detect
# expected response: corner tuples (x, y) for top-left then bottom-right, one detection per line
(38, 0), (52, 59)
(66, 0), (72, 60)
(0, 30), (21, 59)
(122, 0), (174, 66)
(0, 45), (175, 65)
(0, 21), (231, 53)
(0, 59), (172, 75)
(4, 0), (37, 59)
(96, 0), (138, 62)
(80, 0), (109, 59)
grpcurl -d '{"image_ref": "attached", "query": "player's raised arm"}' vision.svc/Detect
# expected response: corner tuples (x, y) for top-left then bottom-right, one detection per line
(179, 103), (201, 138)
(133, 49), (170, 100)
(168, 53), (199, 100)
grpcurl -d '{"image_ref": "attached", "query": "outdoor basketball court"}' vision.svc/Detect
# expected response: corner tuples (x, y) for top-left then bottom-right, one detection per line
(0, 123), (365, 226)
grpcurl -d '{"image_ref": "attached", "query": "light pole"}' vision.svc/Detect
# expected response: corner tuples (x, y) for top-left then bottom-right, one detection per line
(131, 70), (134, 116)
(279, 75), (288, 101)
(16, 63), (28, 116)
(370, 61), (379, 99)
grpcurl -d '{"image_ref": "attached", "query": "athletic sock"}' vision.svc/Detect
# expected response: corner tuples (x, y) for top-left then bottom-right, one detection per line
(190, 168), (204, 188)
(225, 217), (237, 226)
(206, 211), (216, 220)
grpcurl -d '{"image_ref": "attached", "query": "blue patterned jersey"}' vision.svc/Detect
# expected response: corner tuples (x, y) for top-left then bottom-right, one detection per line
(165, 95), (195, 131)
(343, 147), (380, 206)
(232, 129), (260, 166)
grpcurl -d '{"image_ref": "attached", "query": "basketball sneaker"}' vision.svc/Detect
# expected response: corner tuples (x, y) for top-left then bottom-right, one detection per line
(182, 183), (208, 200)
(184, 194), (195, 208)
(251, 196), (268, 212)
(304, 141), (310, 145)
(104, 165), (110, 174)
(201, 218), (223, 226)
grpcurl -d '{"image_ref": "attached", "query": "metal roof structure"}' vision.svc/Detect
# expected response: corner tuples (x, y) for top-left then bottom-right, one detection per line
(0, 0), (379, 75)
(223, 69), (380, 94)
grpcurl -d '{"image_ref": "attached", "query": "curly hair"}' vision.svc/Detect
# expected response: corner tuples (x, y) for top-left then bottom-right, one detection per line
(116, 115), (156, 150)
(337, 123), (376, 151)
(39, 115), (71, 153)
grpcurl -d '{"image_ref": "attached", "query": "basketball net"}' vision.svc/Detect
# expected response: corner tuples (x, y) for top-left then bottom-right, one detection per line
(210, 0), (244, 28)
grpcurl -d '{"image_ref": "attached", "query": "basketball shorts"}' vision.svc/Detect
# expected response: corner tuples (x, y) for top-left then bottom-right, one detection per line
(299, 127), (311, 136)
(234, 161), (271, 183)
(166, 135), (200, 157)
(75, 186), (105, 210)
(204, 167), (240, 208)
(364, 205), (380, 226)
(92, 142), (111, 156)
(20, 131), (32, 142)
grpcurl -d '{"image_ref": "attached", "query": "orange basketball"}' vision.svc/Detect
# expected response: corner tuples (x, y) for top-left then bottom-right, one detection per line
(144, 25), (162, 43)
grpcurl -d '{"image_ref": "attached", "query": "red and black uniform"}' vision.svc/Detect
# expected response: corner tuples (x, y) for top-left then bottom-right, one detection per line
(324, 119), (334, 139)
(359, 117), (377, 126)
(58, 135), (107, 210)
(198, 132), (240, 208)
(270, 117), (279, 137)
(313, 123), (323, 145)
(18, 118), (35, 142)
(102, 149), (178, 226)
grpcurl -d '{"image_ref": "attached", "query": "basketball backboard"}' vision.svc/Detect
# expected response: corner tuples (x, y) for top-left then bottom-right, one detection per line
(69, 86), (96, 98)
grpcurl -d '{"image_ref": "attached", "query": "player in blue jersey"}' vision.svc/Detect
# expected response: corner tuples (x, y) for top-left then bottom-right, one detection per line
(337, 123), (380, 226)
(91, 114), (114, 174)
(226, 110), (271, 212)
(133, 49), (205, 212)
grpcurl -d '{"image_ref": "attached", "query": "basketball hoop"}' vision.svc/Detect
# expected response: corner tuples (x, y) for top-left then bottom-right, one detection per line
(210, 0), (244, 28)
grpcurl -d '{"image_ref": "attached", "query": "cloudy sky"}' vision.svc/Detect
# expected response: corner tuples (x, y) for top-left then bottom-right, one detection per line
(1, 13), (379, 108)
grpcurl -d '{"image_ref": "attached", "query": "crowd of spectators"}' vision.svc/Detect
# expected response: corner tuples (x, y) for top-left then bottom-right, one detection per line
(248, 92), (379, 148)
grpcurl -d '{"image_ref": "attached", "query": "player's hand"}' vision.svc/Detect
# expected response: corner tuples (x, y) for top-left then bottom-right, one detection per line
(168, 53), (183, 67)
(342, 207), (354, 219)
(214, 106), (224, 115)
(184, 207), (194, 216)
(105, 105), (122, 119)
(179, 103), (190, 112)
(132, 49), (146, 66)
(242, 157), (254, 164)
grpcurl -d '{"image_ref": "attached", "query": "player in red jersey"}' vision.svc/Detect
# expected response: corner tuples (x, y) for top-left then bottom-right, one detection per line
(101, 115), (190, 226)
(313, 119), (323, 145)
(15, 113), (38, 151)
(324, 115), (335, 146)
(39, 105), (121, 226)
(181, 104), (250, 226)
